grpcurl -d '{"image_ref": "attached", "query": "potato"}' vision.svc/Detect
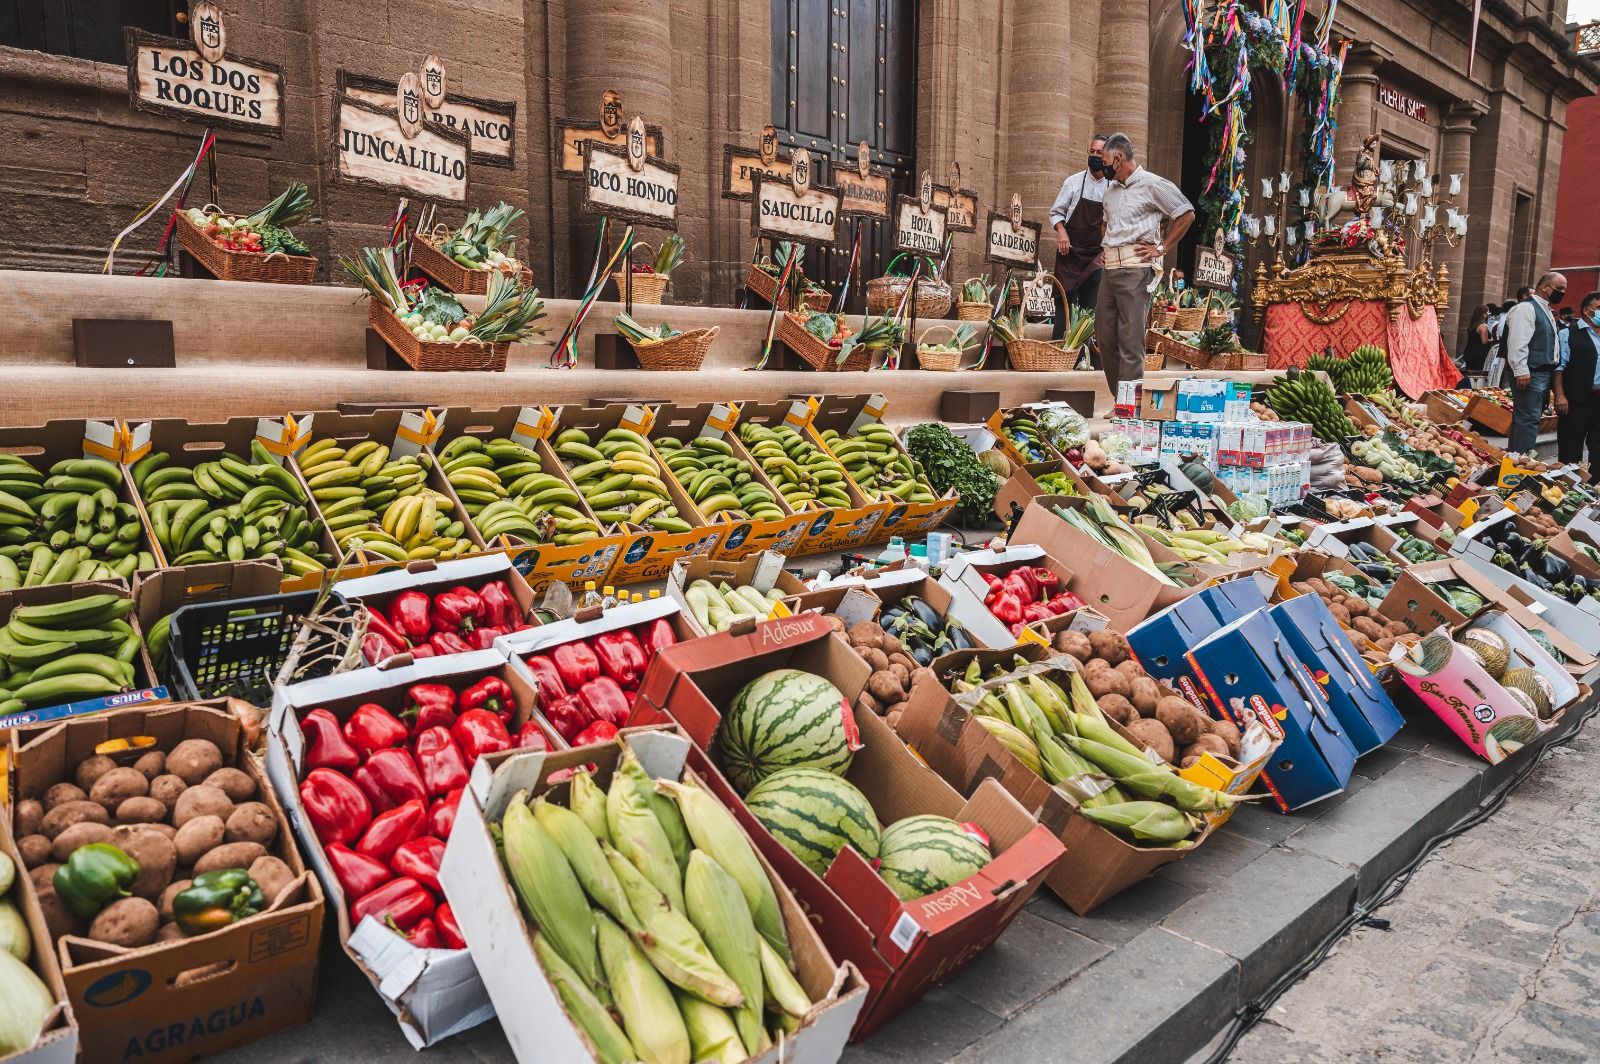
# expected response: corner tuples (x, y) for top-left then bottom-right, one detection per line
(855, 692), (884, 717)
(1115, 659), (1145, 682)
(1053, 630), (1093, 662)
(1128, 676), (1162, 718)
(159, 879), (192, 923)
(112, 825), (177, 900)
(174, 816), (226, 867)
(194, 842), (268, 875)
(880, 634), (904, 658)
(1085, 667), (1130, 700)
(224, 803), (278, 848)
(860, 647), (890, 673)
(166, 739), (223, 786)
(1155, 697), (1205, 747)
(1328, 604), (1352, 627)
(203, 767), (257, 803)
(143, 823), (177, 840)
(1123, 719), (1176, 763)
(89, 897), (159, 947)
(74, 755), (117, 793)
(1352, 617), (1384, 641)
(90, 767), (149, 813)
(1080, 656), (1110, 674)
(1087, 628), (1130, 666)
(249, 856), (294, 904)
(133, 750), (166, 781)
(1385, 620), (1410, 637)
(885, 709), (903, 730)
(867, 671), (906, 705)
(149, 774), (188, 812)
(117, 797), (168, 824)
(824, 614), (846, 634)
(18, 834), (52, 868)
(1210, 718), (1243, 757)
(14, 800), (42, 838)
(44, 782), (88, 811)
(888, 662), (911, 687)
(172, 785), (232, 828)
(1096, 693), (1139, 726)
(40, 800), (111, 839)
(1182, 734), (1232, 763)
(157, 922), (187, 943)
(887, 652), (917, 672)
(50, 822), (115, 863)
(910, 666), (938, 690)
(846, 621), (886, 650)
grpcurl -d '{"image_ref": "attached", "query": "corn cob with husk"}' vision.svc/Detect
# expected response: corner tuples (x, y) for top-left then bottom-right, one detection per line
(684, 850), (766, 1053)
(677, 990), (747, 1064)
(620, 749), (692, 871)
(533, 797), (637, 928)
(1052, 497), (1179, 585)
(569, 766), (612, 844)
(533, 933), (637, 1064)
(608, 752), (686, 910)
(1064, 734), (1243, 813)
(597, 913), (692, 1064)
(1081, 800), (1199, 844)
(502, 796), (605, 999)
(972, 716), (1043, 776)
(604, 845), (743, 1006)
(758, 937), (812, 1018)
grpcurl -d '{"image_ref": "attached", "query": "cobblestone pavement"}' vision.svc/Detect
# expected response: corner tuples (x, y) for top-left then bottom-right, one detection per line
(1221, 712), (1600, 1064)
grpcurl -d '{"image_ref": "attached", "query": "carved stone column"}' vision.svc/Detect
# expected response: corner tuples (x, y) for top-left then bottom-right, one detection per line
(1332, 43), (1387, 184)
(1438, 100), (1487, 350)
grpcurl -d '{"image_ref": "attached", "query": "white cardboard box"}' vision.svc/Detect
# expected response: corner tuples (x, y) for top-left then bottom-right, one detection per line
(936, 544), (1047, 647)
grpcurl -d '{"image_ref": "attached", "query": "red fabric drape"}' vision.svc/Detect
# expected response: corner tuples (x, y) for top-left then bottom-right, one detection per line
(1263, 300), (1460, 398)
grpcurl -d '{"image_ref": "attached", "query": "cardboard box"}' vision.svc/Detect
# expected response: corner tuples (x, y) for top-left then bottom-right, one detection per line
(331, 553), (539, 657)
(1127, 577), (1272, 718)
(1379, 564), (1470, 635)
(991, 459), (1096, 525)
(0, 818), (77, 1064)
(666, 550), (808, 637)
(806, 394), (959, 543)
(431, 405), (625, 592)
(438, 727), (870, 1063)
(985, 406), (1065, 469)
(1012, 496), (1200, 620)
(131, 561), (283, 688)
(1451, 514), (1600, 647)
(1267, 594), (1405, 754)
(1463, 393), (1514, 437)
(937, 545), (1085, 646)
(628, 614), (1064, 1039)
(1304, 517), (1405, 563)
(13, 704), (323, 1063)
(1138, 379), (1182, 421)
(782, 581), (885, 628)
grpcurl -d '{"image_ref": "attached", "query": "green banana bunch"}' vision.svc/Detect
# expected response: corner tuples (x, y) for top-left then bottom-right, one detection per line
(554, 428), (692, 533)
(0, 454), (155, 587)
(133, 441), (332, 577)
(1264, 368), (1359, 442)
(820, 423), (939, 505)
(297, 438), (471, 564)
(437, 435), (602, 547)
(0, 592), (140, 715)
(736, 423), (853, 512)
(1305, 346), (1392, 395)
(655, 437), (785, 522)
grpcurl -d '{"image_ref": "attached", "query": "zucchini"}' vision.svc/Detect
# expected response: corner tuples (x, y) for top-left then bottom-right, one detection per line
(0, 948), (52, 1055)
(0, 899), (26, 962)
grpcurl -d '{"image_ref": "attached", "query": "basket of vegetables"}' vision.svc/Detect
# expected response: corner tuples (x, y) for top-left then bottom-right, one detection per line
(746, 242), (831, 310)
(611, 234), (682, 304)
(915, 323), (979, 371)
(778, 307), (903, 371)
(342, 243), (545, 372)
(1173, 288), (1206, 331)
(177, 183), (316, 284)
(866, 254), (952, 319)
(957, 276), (995, 321)
(1204, 290), (1238, 328)
(991, 308), (1078, 372)
(613, 312), (717, 371)
(413, 203), (533, 295)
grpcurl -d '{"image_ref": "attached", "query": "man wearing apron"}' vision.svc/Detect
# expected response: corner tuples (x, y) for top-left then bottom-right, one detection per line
(1048, 134), (1109, 341)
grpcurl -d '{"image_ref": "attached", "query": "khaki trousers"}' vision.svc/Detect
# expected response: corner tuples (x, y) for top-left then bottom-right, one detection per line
(1097, 265), (1155, 399)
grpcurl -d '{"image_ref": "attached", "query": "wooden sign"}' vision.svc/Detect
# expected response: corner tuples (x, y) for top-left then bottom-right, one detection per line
(396, 72), (424, 138)
(837, 142), (890, 220)
(339, 71), (517, 167)
(752, 172), (841, 244)
(721, 146), (792, 201)
(894, 196), (947, 255)
(985, 208), (1041, 268)
(189, 2), (225, 63)
(124, 29), (284, 136)
(792, 148), (813, 194)
(332, 92), (470, 202)
(421, 55), (447, 109)
(582, 140), (680, 230)
(1194, 231), (1237, 291)
(558, 119), (664, 179)
(600, 90), (624, 138)
(1024, 274), (1056, 317)
(932, 183), (978, 233)
(760, 125), (779, 165)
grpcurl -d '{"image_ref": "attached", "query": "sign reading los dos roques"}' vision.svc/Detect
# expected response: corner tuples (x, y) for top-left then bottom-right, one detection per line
(986, 194), (1041, 268)
(751, 148), (840, 244)
(123, 3), (284, 135)
(582, 115), (681, 230)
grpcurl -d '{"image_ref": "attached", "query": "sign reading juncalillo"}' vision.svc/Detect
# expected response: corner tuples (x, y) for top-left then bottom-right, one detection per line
(124, 29), (284, 135)
(985, 209), (1041, 268)
(582, 140), (681, 229)
(333, 93), (470, 202)
(752, 173), (841, 243)
(894, 196), (946, 255)
(339, 72), (517, 166)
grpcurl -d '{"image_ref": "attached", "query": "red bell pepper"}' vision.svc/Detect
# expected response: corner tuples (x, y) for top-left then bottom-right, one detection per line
(350, 877), (434, 931)
(477, 580), (520, 629)
(366, 606), (413, 653)
(324, 842), (391, 900)
(640, 617), (677, 658)
(410, 644), (436, 659)
(353, 747), (428, 810)
(428, 788), (463, 838)
(391, 835), (445, 894)
(980, 571), (1002, 588)
(460, 676), (515, 723)
(386, 590), (433, 645)
(469, 626), (505, 651)
(550, 641), (600, 690)
(402, 683), (457, 736)
(355, 798), (427, 863)
(514, 721), (550, 750)
(593, 629), (647, 688)
(577, 676), (630, 728)
(344, 703), (408, 756)
(431, 586), (484, 635)
(1005, 568), (1039, 602)
(429, 631), (474, 656)
(362, 631), (403, 666)
(300, 768), (372, 847)
(543, 696), (591, 743)
(1020, 601), (1054, 624)
(415, 726), (470, 797)
(1032, 566), (1061, 596)
(522, 654), (569, 710)
(451, 708), (511, 762)
(401, 916), (442, 949)
(985, 588), (1025, 626)
(573, 720), (620, 747)
(301, 708), (360, 773)
(435, 902), (466, 949)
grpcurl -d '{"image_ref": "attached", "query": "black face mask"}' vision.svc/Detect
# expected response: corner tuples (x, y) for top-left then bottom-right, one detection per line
(1550, 288), (1566, 306)
(1088, 157), (1106, 176)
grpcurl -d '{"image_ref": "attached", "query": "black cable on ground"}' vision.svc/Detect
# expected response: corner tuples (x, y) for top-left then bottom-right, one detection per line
(1203, 699), (1599, 1064)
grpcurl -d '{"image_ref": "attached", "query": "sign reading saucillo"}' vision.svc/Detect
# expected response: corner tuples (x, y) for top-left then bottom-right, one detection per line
(752, 149), (839, 243)
(124, 27), (284, 135)
(333, 93), (470, 201)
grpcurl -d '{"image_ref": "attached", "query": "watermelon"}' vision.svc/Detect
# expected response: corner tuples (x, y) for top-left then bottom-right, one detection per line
(718, 668), (859, 792)
(877, 815), (992, 901)
(745, 768), (882, 876)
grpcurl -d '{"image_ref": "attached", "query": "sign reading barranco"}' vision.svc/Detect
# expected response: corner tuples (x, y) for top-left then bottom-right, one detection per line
(333, 94), (470, 202)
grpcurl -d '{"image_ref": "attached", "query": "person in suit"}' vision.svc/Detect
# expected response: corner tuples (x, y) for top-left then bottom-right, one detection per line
(1554, 291), (1600, 478)
(1501, 272), (1566, 454)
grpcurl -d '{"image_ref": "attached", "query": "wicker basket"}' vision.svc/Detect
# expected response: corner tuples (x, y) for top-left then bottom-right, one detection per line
(1173, 306), (1206, 331)
(1154, 333), (1211, 369)
(1144, 350), (1167, 371)
(626, 326), (717, 371)
(176, 211), (316, 285)
(1207, 350), (1269, 372)
(865, 275), (952, 320)
(611, 270), (670, 304)
(412, 234), (533, 295)
(367, 300), (511, 372)
(1006, 338), (1077, 373)
(1204, 307), (1233, 329)
(745, 264), (830, 311)
(955, 300), (991, 322)
(777, 314), (870, 371)
(1149, 305), (1177, 329)
(915, 324), (977, 371)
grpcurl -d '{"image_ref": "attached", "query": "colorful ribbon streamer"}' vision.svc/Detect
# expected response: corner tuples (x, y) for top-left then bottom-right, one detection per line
(752, 251), (798, 371)
(104, 128), (215, 275)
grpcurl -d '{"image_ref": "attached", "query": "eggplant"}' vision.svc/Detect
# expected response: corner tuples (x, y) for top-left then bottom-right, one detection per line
(1355, 561), (1393, 582)
(947, 620), (976, 651)
(1520, 564), (1553, 590)
(1541, 550), (1573, 584)
(906, 640), (935, 667)
(904, 596), (943, 630)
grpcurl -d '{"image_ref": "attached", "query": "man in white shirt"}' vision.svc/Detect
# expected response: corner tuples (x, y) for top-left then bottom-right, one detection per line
(1501, 271), (1566, 454)
(1047, 134), (1110, 340)
(1096, 132), (1195, 401)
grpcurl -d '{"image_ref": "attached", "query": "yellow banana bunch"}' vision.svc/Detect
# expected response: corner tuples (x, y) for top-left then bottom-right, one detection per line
(297, 437), (471, 563)
(736, 423), (853, 512)
(554, 427), (693, 533)
(655, 437), (786, 522)
(820, 422), (938, 504)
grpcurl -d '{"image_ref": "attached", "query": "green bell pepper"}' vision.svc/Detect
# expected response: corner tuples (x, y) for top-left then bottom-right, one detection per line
(171, 869), (266, 935)
(54, 843), (140, 919)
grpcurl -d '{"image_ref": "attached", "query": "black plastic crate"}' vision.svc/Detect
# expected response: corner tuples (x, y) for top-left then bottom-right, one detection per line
(167, 589), (350, 705)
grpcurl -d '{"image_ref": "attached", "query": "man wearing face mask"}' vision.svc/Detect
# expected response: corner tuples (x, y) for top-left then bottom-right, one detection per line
(1096, 132), (1195, 400)
(1502, 271), (1566, 455)
(1553, 291), (1600, 479)
(1047, 134), (1110, 341)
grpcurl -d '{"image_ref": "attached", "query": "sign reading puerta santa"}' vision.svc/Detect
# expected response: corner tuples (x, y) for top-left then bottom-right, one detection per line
(123, 4), (284, 135)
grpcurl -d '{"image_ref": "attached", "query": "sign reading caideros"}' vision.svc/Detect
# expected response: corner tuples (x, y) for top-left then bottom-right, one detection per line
(752, 163), (840, 244)
(124, 27), (284, 135)
(333, 93), (470, 201)
(985, 199), (1040, 268)
(894, 195), (947, 255)
(582, 139), (681, 230)
(837, 141), (891, 220)
(339, 71), (517, 167)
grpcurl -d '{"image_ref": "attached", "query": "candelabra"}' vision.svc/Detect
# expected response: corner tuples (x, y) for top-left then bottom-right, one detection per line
(1368, 158), (1467, 268)
(1240, 171), (1317, 267)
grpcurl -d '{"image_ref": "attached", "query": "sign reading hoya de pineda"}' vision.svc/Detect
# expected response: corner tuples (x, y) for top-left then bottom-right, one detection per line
(894, 195), (946, 255)
(333, 93), (470, 202)
(582, 140), (681, 230)
(124, 28), (284, 135)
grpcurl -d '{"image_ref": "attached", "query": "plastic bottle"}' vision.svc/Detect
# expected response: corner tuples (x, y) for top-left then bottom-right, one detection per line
(601, 585), (619, 609)
(876, 535), (908, 567)
(578, 580), (602, 609)
(648, 589), (662, 600)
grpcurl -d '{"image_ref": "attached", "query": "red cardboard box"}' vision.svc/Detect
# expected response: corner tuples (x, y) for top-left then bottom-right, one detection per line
(628, 612), (1064, 1040)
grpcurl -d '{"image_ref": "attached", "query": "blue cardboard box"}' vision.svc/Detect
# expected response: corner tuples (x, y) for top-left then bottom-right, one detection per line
(1187, 609), (1358, 812)
(1269, 595), (1405, 755)
(1127, 577), (1270, 716)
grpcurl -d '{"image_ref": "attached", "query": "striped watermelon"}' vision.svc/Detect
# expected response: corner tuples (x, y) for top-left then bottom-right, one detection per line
(744, 768), (882, 876)
(718, 668), (859, 793)
(877, 815), (992, 901)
